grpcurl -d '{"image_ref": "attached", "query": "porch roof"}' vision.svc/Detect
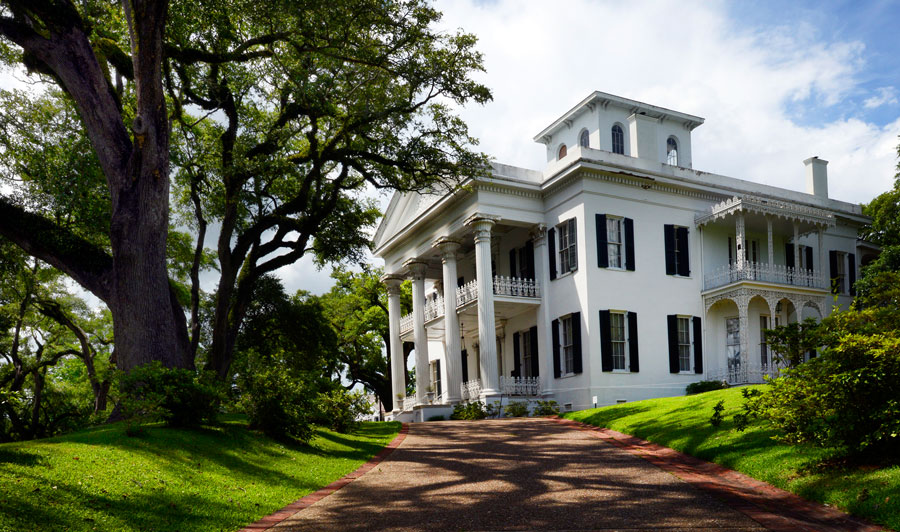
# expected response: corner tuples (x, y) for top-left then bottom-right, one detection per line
(694, 194), (835, 228)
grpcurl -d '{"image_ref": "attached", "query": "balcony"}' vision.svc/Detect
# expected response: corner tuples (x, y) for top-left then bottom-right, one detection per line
(704, 262), (827, 291)
(400, 276), (540, 335)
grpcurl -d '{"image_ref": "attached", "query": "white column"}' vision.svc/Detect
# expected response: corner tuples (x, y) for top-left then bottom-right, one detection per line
(735, 212), (746, 270)
(737, 293), (750, 383)
(531, 224), (553, 396)
(406, 260), (430, 405)
(467, 214), (501, 395)
(382, 274), (406, 412)
(766, 217), (774, 267)
(435, 238), (462, 402)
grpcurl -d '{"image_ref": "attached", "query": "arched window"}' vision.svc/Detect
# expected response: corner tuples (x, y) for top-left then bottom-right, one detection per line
(579, 129), (590, 148)
(558, 144), (567, 159)
(611, 124), (625, 154)
(667, 137), (678, 166)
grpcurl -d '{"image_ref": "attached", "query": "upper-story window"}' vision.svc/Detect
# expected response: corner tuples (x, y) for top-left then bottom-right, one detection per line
(579, 129), (590, 148)
(666, 137), (678, 166)
(664, 224), (690, 277)
(611, 124), (625, 154)
(557, 218), (578, 275)
(558, 144), (567, 159)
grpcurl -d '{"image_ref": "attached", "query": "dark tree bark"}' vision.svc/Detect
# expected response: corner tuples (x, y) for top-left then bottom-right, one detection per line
(0, 0), (192, 372)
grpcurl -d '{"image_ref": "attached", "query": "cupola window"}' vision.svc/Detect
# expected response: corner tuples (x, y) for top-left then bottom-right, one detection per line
(579, 129), (590, 148)
(558, 144), (567, 159)
(611, 124), (625, 154)
(667, 137), (678, 166)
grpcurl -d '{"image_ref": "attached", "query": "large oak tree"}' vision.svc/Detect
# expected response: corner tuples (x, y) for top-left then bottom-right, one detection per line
(0, 0), (490, 377)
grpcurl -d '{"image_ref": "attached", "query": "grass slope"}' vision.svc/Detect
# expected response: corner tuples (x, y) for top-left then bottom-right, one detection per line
(564, 387), (899, 531)
(0, 417), (400, 532)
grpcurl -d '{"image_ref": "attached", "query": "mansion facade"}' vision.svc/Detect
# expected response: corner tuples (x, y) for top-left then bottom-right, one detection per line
(373, 91), (872, 421)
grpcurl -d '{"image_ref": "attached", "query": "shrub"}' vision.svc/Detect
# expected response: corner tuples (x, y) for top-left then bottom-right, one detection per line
(709, 400), (725, 427)
(685, 380), (728, 395)
(119, 362), (221, 428)
(450, 401), (488, 420)
(752, 333), (900, 457)
(532, 400), (561, 416)
(504, 401), (529, 417)
(427, 415), (445, 421)
(239, 367), (315, 442)
(315, 388), (371, 433)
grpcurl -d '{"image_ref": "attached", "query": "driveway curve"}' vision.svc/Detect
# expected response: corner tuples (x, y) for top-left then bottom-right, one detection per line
(271, 418), (775, 531)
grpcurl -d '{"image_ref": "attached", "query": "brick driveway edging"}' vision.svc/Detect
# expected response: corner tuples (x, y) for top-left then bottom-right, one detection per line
(550, 416), (886, 532)
(238, 423), (409, 532)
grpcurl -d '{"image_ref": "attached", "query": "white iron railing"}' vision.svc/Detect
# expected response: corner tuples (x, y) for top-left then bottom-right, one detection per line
(704, 262), (826, 291)
(500, 375), (541, 396)
(424, 295), (445, 321)
(712, 363), (788, 385)
(399, 314), (414, 335)
(493, 276), (540, 298)
(460, 379), (482, 401)
(456, 279), (479, 307)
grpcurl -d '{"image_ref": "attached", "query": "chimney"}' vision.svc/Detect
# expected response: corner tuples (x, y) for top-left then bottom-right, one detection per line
(804, 156), (828, 198)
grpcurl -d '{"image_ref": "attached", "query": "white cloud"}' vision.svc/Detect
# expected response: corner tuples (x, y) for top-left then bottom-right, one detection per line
(864, 86), (898, 109)
(434, 0), (900, 205)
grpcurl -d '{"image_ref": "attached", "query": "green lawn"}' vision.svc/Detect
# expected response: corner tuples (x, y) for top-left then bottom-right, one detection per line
(564, 387), (899, 531)
(0, 417), (400, 532)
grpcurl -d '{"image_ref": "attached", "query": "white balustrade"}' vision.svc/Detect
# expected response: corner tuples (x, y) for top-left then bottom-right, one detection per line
(711, 363), (788, 385)
(499, 375), (541, 396)
(460, 379), (482, 401)
(704, 262), (826, 291)
(492, 276), (540, 297)
(399, 313), (414, 335)
(456, 279), (479, 307)
(424, 295), (445, 321)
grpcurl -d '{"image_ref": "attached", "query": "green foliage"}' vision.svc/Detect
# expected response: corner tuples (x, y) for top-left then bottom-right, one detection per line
(861, 181), (900, 247)
(450, 401), (488, 420)
(763, 318), (822, 367)
(0, 418), (400, 532)
(239, 366), (316, 443)
(315, 388), (371, 433)
(119, 362), (221, 429)
(532, 400), (561, 416)
(686, 380), (729, 395)
(426, 415), (445, 421)
(504, 401), (529, 417)
(709, 400), (725, 427)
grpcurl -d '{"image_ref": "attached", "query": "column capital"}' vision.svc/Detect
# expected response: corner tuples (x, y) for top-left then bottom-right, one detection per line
(403, 259), (428, 280)
(465, 213), (501, 230)
(530, 223), (547, 244)
(381, 273), (405, 295)
(433, 237), (462, 258)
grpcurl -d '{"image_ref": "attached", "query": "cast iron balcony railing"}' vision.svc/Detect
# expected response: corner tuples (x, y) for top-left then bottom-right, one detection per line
(704, 262), (826, 291)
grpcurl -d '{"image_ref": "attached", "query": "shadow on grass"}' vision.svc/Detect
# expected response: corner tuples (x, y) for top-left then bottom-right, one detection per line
(0, 448), (44, 467)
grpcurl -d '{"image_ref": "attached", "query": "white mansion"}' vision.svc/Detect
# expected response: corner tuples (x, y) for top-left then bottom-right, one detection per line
(374, 91), (872, 421)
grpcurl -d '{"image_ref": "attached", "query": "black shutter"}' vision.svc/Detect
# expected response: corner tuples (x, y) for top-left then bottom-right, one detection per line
(568, 219), (578, 272)
(785, 243), (795, 268)
(548, 228), (557, 280)
(676, 226), (690, 276)
(596, 214), (608, 268)
(529, 326), (539, 377)
(461, 349), (468, 383)
(599, 310), (612, 371)
(667, 315), (679, 373)
(664, 224), (676, 275)
(512, 332), (521, 378)
(571, 312), (582, 374)
(624, 217), (635, 271)
(525, 240), (535, 279)
(693, 316), (703, 374)
(805, 246), (814, 271)
(627, 311), (639, 372)
(829, 250), (838, 294)
(552, 319), (561, 378)
(849, 253), (857, 296)
(435, 360), (441, 397)
(509, 248), (517, 278)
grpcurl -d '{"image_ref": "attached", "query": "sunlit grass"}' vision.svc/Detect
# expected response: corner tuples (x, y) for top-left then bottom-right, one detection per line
(0, 416), (400, 532)
(564, 387), (899, 531)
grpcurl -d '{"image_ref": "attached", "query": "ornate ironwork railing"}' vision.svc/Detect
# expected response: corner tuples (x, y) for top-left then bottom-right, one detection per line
(712, 363), (788, 385)
(704, 262), (826, 291)
(456, 279), (479, 307)
(424, 295), (445, 321)
(499, 376), (541, 396)
(493, 276), (540, 298)
(399, 314), (414, 335)
(460, 379), (482, 401)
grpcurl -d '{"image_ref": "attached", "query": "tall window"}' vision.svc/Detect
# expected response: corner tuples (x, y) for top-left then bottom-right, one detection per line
(520, 330), (535, 378)
(664, 225), (690, 276)
(611, 124), (624, 154)
(430, 360), (442, 398)
(726, 317), (740, 373)
(666, 137), (678, 166)
(561, 315), (575, 375)
(760, 315), (770, 369)
(610, 312), (627, 370)
(834, 251), (846, 294)
(579, 129), (590, 148)
(607, 217), (623, 268)
(557, 219), (577, 275)
(558, 144), (567, 159)
(677, 317), (691, 372)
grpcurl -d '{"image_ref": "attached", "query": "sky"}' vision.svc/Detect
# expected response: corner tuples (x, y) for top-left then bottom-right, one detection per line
(4, 1), (900, 298)
(278, 0), (900, 295)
